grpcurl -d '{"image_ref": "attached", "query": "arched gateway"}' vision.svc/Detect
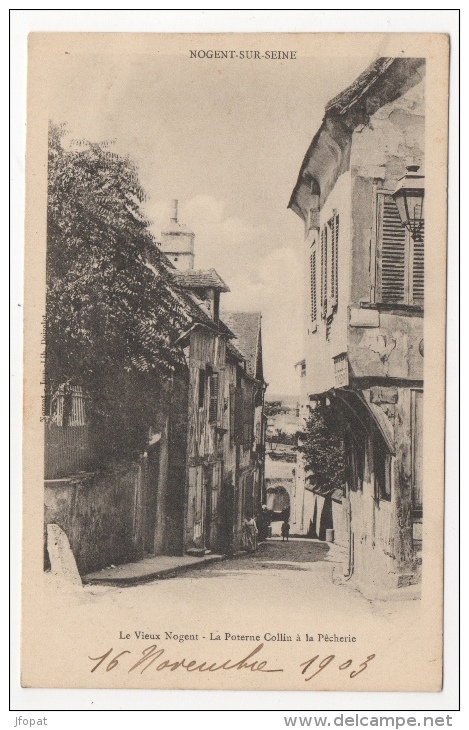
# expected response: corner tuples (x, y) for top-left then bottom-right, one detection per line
(266, 485), (290, 522)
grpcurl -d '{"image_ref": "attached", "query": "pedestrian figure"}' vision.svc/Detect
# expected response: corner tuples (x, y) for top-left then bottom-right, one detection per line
(281, 519), (290, 542)
(243, 514), (258, 552)
(257, 504), (271, 542)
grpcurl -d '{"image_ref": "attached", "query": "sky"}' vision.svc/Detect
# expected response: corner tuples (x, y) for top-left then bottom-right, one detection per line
(45, 36), (377, 395)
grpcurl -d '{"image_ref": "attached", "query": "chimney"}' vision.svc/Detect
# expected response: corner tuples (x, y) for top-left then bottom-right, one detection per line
(171, 199), (178, 224)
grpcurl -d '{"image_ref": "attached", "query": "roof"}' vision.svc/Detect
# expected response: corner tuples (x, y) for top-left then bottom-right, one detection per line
(325, 56), (425, 126)
(226, 338), (245, 363)
(146, 249), (238, 343)
(288, 57), (425, 214)
(221, 311), (262, 379)
(145, 258), (217, 332)
(172, 269), (230, 292)
(325, 57), (395, 117)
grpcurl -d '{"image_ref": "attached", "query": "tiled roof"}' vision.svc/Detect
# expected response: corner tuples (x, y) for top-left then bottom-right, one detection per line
(226, 339), (245, 363)
(172, 269), (230, 292)
(146, 253), (237, 340)
(221, 311), (262, 378)
(325, 58), (395, 115)
(325, 57), (425, 125)
(146, 256), (218, 332)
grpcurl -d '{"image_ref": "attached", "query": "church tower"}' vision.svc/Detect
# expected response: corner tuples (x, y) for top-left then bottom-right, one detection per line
(159, 199), (195, 271)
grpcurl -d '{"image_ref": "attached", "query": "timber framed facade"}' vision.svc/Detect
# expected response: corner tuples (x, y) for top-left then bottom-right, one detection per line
(44, 201), (266, 573)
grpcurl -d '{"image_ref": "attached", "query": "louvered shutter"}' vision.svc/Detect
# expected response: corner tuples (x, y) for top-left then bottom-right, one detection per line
(229, 384), (235, 444)
(332, 214), (339, 306)
(411, 222), (424, 304)
(243, 387), (254, 447)
(209, 372), (219, 423)
(377, 194), (407, 303)
(234, 387), (244, 445)
(310, 249), (317, 327)
(320, 226), (328, 317)
(198, 369), (205, 408)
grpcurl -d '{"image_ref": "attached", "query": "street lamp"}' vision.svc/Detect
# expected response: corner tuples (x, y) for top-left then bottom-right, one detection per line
(392, 164), (425, 242)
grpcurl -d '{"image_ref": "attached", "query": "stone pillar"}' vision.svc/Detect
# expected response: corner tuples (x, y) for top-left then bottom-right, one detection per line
(46, 523), (82, 586)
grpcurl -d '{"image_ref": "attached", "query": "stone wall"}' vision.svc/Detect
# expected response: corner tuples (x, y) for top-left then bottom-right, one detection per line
(44, 463), (144, 575)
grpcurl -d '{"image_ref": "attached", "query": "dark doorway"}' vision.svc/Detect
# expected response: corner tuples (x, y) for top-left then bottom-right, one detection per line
(144, 443), (160, 554)
(411, 389), (423, 554)
(220, 475), (235, 555)
(203, 465), (213, 551)
(308, 498), (319, 539)
(318, 497), (333, 541)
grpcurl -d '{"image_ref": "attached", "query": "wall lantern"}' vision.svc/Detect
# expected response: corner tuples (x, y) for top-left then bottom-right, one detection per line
(392, 164), (425, 242)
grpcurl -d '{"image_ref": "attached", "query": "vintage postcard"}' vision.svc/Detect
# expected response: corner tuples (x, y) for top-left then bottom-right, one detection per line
(22, 32), (449, 692)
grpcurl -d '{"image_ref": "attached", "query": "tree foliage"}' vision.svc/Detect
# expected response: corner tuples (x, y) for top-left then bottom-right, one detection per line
(264, 400), (284, 417)
(296, 401), (346, 492)
(46, 122), (189, 460)
(266, 428), (296, 446)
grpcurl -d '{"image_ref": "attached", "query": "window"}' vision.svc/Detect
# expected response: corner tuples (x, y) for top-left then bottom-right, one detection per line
(243, 387), (254, 447)
(208, 371), (219, 423)
(376, 193), (424, 305)
(50, 384), (88, 427)
(346, 431), (366, 492)
(373, 432), (391, 501)
(234, 386), (244, 445)
(309, 249), (317, 327)
(317, 211), (339, 322)
(329, 213), (339, 308)
(320, 226), (327, 318)
(309, 207), (320, 230)
(229, 384), (236, 445)
(198, 369), (205, 409)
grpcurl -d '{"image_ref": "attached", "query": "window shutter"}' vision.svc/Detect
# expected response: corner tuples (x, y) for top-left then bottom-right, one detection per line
(377, 194), (407, 303)
(234, 387), (244, 445)
(331, 214), (339, 306)
(310, 249), (317, 326)
(376, 193), (424, 306)
(198, 369), (206, 408)
(243, 388), (253, 447)
(320, 226), (328, 317)
(229, 384), (236, 444)
(411, 223), (424, 304)
(209, 372), (219, 423)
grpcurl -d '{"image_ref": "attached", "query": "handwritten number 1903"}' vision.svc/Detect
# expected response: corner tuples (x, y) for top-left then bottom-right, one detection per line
(88, 647), (376, 681)
(300, 653), (376, 681)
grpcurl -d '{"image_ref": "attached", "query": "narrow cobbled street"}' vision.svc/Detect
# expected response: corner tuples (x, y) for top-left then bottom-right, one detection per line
(36, 536), (436, 691)
(44, 538), (421, 676)
(52, 537), (422, 625)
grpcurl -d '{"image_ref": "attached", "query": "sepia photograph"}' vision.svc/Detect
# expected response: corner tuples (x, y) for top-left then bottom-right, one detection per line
(20, 29), (450, 697)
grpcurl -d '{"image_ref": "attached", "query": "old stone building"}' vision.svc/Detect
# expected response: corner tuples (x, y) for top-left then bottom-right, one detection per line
(160, 203), (267, 556)
(289, 58), (425, 593)
(221, 311), (266, 550)
(44, 200), (266, 572)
